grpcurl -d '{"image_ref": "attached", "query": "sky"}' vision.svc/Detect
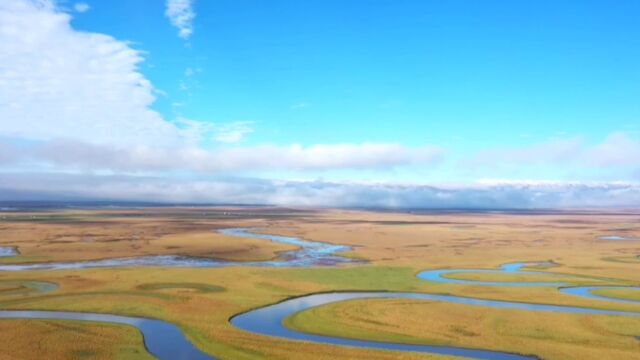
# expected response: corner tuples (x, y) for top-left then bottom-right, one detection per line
(0, 0), (639, 207)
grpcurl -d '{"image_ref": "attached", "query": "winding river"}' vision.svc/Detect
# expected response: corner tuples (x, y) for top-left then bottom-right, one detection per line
(0, 228), (355, 271)
(599, 235), (640, 241)
(232, 261), (640, 360)
(0, 310), (212, 360)
(0, 230), (639, 360)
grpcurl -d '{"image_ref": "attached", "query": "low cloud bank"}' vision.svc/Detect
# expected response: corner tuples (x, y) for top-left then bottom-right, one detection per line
(1, 174), (638, 209)
(0, 140), (444, 173)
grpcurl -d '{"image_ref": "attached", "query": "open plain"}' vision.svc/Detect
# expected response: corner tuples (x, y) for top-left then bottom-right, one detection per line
(4, 1), (640, 359)
(0, 207), (639, 360)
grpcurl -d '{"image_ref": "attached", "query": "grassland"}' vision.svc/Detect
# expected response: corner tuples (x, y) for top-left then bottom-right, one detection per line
(0, 207), (639, 359)
(440, 270), (620, 285)
(0, 209), (298, 263)
(0, 319), (153, 360)
(591, 287), (640, 302)
(286, 298), (640, 360)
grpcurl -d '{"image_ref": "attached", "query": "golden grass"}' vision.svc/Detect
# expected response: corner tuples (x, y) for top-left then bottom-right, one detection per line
(0, 211), (295, 263)
(440, 271), (608, 285)
(286, 298), (640, 360)
(592, 288), (640, 302)
(0, 208), (638, 359)
(0, 319), (153, 360)
(136, 282), (225, 293)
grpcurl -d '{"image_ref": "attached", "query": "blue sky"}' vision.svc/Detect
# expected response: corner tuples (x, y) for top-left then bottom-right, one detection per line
(0, 0), (639, 206)
(82, 0), (640, 144)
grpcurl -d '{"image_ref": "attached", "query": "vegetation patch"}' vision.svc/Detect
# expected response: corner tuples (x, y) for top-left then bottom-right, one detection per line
(0, 319), (154, 360)
(136, 282), (225, 293)
(2, 208), (640, 359)
(284, 298), (640, 360)
(272, 266), (422, 291)
(591, 288), (640, 302)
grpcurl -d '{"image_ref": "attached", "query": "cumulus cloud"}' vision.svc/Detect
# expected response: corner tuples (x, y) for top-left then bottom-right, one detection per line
(165, 0), (195, 40)
(1, 1), (637, 209)
(0, 0), (239, 151)
(0, 0), (193, 146)
(0, 1), (445, 178)
(1, 173), (639, 209)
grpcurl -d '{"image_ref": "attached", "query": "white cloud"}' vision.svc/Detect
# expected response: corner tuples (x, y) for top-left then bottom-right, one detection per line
(165, 0), (195, 40)
(0, 3), (445, 177)
(0, 0), (198, 147)
(213, 121), (254, 143)
(73, 2), (89, 13)
(0, 139), (445, 173)
(586, 132), (640, 167)
(469, 137), (583, 167)
(2, 1), (637, 209)
(1, 173), (639, 208)
(173, 118), (253, 145)
(468, 133), (640, 170)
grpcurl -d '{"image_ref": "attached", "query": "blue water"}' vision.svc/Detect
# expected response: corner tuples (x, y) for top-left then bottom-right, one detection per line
(2, 229), (639, 360)
(218, 228), (355, 267)
(0, 228), (357, 271)
(0, 228), (356, 360)
(232, 292), (535, 360)
(417, 262), (640, 305)
(231, 260), (640, 360)
(417, 262), (566, 287)
(0, 240), (208, 358)
(0, 247), (17, 257)
(231, 290), (640, 360)
(0, 310), (213, 360)
(599, 235), (640, 241)
(559, 286), (640, 305)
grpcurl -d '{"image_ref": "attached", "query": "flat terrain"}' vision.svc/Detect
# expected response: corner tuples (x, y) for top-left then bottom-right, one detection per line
(0, 207), (639, 359)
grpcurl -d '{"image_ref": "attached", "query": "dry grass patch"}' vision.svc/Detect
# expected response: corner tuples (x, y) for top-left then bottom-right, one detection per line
(0, 319), (153, 360)
(1, 208), (640, 359)
(286, 298), (640, 360)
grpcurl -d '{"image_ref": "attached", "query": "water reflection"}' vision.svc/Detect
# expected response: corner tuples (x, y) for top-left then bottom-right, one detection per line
(599, 235), (640, 241)
(0, 247), (17, 257)
(233, 288), (639, 360)
(560, 286), (640, 305)
(417, 262), (565, 287)
(232, 261), (640, 360)
(0, 228), (358, 271)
